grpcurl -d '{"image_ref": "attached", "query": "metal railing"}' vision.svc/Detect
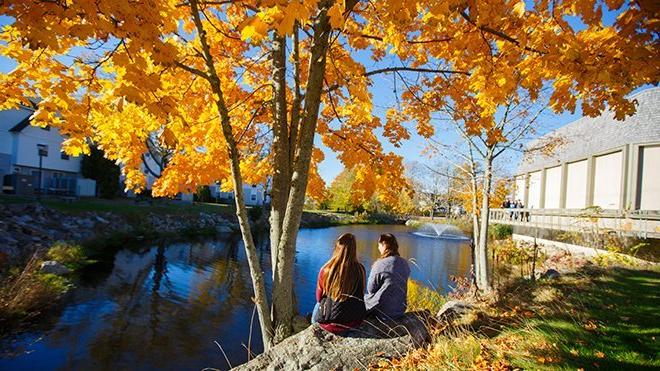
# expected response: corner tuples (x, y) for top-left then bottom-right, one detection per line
(489, 208), (660, 239)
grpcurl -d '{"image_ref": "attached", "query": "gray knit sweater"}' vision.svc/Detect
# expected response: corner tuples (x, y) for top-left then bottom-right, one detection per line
(364, 255), (411, 319)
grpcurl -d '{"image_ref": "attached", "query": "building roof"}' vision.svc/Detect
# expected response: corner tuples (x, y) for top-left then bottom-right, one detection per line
(518, 87), (660, 174)
(9, 114), (32, 132)
(3, 99), (40, 133)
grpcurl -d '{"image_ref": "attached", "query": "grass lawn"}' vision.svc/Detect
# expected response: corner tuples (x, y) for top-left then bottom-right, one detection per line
(502, 266), (660, 370)
(0, 194), (234, 216)
(394, 265), (659, 370)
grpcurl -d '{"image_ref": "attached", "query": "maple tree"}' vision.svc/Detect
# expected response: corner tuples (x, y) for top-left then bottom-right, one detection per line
(1, 0), (658, 349)
(424, 93), (549, 290)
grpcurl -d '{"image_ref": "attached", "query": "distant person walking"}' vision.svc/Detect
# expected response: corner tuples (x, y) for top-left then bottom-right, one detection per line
(503, 198), (512, 220)
(364, 233), (411, 320)
(312, 233), (367, 333)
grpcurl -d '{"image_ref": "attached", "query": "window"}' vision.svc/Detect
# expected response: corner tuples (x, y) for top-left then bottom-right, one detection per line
(527, 171), (542, 208)
(251, 194), (257, 201)
(61, 152), (70, 160)
(565, 160), (588, 209)
(593, 151), (622, 209)
(638, 145), (660, 210)
(544, 166), (561, 209)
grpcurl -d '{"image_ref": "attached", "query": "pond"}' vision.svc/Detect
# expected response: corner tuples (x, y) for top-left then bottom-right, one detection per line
(0, 224), (471, 370)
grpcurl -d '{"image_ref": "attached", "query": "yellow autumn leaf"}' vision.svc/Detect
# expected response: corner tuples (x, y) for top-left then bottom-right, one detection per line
(327, 2), (345, 29)
(159, 127), (177, 148)
(239, 16), (269, 42)
(513, 1), (526, 17)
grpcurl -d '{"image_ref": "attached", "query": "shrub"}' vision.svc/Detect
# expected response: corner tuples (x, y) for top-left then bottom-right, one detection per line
(37, 273), (72, 294)
(248, 206), (263, 221)
(46, 241), (91, 269)
(194, 185), (212, 202)
(407, 279), (446, 314)
(0, 255), (72, 327)
(490, 223), (512, 240)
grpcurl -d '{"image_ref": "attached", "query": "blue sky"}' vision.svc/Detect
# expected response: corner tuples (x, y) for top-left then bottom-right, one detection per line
(0, 6), (645, 184)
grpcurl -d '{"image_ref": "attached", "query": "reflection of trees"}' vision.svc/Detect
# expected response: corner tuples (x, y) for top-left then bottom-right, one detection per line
(10, 228), (474, 370)
(149, 243), (168, 343)
(40, 239), (263, 370)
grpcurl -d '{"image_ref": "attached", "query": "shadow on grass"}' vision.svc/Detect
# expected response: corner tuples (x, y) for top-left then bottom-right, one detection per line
(472, 265), (659, 370)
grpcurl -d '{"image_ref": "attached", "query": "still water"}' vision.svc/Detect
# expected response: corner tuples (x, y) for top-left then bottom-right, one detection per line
(0, 224), (471, 370)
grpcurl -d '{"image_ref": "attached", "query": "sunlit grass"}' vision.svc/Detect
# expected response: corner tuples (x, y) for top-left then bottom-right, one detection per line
(393, 266), (660, 370)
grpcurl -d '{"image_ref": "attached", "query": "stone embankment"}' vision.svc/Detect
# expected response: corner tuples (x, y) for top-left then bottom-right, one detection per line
(0, 203), (239, 267)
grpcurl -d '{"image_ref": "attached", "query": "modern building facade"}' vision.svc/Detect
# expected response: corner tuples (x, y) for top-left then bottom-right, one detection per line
(0, 104), (95, 196)
(491, 87), (660, 239)
(514, 87), (660, 212)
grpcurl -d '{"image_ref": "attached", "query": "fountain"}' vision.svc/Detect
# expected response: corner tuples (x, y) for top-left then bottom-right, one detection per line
(411, 222), (470, 240)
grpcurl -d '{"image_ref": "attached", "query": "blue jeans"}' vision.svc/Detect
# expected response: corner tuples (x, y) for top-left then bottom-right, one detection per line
(311, 302), (320, 324)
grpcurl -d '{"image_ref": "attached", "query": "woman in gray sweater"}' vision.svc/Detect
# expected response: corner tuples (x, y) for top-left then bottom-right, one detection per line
(364, 233), (411, 320)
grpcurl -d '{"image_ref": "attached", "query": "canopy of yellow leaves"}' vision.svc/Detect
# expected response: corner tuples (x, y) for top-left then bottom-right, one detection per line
(0, 0), (657, 202)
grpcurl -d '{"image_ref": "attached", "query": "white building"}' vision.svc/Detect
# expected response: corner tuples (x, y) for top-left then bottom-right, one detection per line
(513, 87), (660, 212)
(0, 104), (95, 196)
(210, 182), (268, 206)
(491, 87), (660, 238)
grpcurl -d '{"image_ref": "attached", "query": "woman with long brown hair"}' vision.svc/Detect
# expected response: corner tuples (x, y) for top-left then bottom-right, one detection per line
(313, 233), (366, 333)
(364, 233), (410, 320)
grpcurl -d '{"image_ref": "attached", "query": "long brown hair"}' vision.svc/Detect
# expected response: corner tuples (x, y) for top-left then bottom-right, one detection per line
(322, 233), (365, 302)
(378, 233), (400, 258)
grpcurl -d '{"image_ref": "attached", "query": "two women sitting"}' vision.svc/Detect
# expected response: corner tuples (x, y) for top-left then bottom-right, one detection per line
(313, 233), (411, 333)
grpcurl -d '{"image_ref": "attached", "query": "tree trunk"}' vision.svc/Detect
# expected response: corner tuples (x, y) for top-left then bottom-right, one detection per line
(188, 0), (273, 347)
(477, 155), (494, 292)
(271, 0), (334, 343)
(468, 165), (480, 288)
(270, 34), (295, 341)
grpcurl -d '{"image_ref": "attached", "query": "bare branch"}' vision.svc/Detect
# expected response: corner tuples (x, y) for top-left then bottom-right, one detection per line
(364, 67), (470, 77)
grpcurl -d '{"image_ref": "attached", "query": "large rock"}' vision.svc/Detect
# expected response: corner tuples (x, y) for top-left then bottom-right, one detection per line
(436, 300), (474, 322)
(234, 311), (432, 370)
(540, 268), (561, 280)
(39, 260), (71, 275)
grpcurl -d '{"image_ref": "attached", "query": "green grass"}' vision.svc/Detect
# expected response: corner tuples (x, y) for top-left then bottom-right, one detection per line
(0, 194), (233, 216)
(395, 266), (659, 370)
(500, 266), (660, 370)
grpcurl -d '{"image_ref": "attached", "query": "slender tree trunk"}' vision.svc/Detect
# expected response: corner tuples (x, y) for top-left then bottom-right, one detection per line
(468, 163), (480, 288)
(477, 154), (494, 292)
(270, 33), (296, 342)
(270, 34), (289, 273)
(271, 0), (334, 343)
(289, 21), (302, 167)
(188, 0), (273, 347)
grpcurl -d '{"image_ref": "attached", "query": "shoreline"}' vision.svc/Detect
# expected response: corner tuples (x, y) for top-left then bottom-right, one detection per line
(0, 200), (406, 336)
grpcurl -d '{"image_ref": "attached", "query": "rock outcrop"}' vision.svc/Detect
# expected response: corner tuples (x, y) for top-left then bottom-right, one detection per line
(436, 300), (474, 322)
(39, 260), (71, 275)
(235, 312), (433, 371)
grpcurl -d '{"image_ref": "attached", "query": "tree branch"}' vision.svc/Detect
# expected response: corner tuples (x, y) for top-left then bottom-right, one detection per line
(364, 67), (470, 77)
(174, 61), (210, 80)
(459, 10), (546, 55)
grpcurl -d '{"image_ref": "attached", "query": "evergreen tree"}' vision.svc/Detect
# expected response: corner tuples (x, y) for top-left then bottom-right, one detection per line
(81, 146), (120, 199)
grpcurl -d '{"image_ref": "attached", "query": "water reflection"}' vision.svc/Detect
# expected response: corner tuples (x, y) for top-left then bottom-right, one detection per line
(0, 224), (470, 371)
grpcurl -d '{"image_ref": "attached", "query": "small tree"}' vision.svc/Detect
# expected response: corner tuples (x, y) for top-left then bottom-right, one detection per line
(81, 146), (120, 199)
